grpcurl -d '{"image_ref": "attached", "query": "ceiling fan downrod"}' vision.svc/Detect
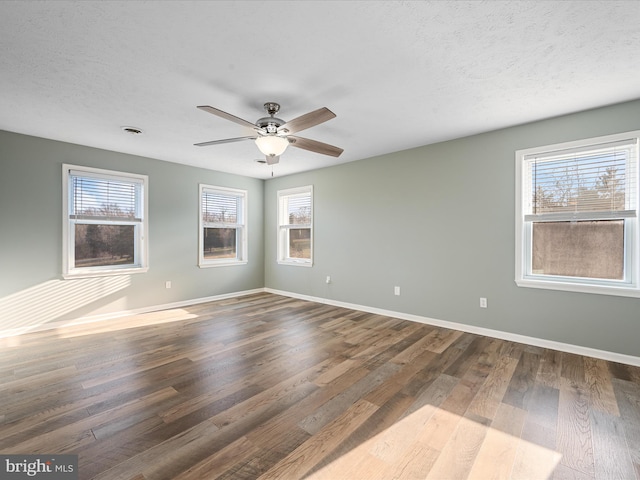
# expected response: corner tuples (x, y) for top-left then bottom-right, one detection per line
(263, 102), (280, 116)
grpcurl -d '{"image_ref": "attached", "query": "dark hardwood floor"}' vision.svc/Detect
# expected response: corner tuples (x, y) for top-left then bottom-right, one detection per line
(1, 292), (639, 479)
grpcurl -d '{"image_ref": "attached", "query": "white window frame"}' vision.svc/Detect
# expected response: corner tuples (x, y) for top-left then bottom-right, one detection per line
(62, 164), (149, 279)
(515, 131), (640, 297)
(277, 185), (313, 266)
(198, 184), (248, 267)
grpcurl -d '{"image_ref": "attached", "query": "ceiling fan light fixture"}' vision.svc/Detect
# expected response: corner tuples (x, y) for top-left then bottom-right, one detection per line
(255, 135), (289, 157)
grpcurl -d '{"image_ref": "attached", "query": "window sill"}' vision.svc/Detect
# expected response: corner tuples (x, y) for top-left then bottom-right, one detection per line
(63, 266), (148, 280)
(199, 261), (248, 268)
(277, 260), (313, 267)
(515, 277), (640, 298)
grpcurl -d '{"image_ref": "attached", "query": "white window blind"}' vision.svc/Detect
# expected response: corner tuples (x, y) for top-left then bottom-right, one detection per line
(202, 190), (242, 225)
(284, 193), (311, 225)
(70, 170), (143, 221)
(524, 138), (637, 222)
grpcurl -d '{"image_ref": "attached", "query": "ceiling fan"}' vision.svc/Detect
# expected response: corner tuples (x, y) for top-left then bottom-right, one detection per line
(195, 102), (343, 165)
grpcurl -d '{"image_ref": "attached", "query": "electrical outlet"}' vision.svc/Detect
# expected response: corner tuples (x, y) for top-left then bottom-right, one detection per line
(394, 286), (400, 296)
(326, 276), (331, 284)
(165, 281), (172, 289)
(480, 297), (487, 308)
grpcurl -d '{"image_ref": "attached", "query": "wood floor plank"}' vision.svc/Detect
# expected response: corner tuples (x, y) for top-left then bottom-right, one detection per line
(304, 390), (416, 477)
(313, 357), (362, 386)
(590, 409), (638, 480)
(173, 436), (259, 480)
(561, 351), (587, 384)
(209, 359), (325, 430)
(537, 348), (563, 389)
(258, 398), (379, 479)
(297, 361), (400, 435)
(368, 373), (458, 463)
(526, 383), (560, 431)
(306, 451), (389, 480)
(422, 327), (464, 354)
(502, 350), (541, 410)
(381, 441), (441, 480)
(557, 377), (595, 477)
(418, 362), (487, 450)
(214, 427), (311, 479)
(612, 378), (640, 468)
(511, 424), (563, 479)
(243, 366), (367, 449)
(76, 416), (169, 478)
(3, 386), (180, 454)
(444, 335), (493, 379)
(90, 419), (221, 480)
(1, 292), (639, 479)
(466, 402), (527, 480)
(585, 356), (620, 416)
(389, 330), (439, 365)
(425, 412), (490, 480)
(467, 353), (520, 420)
(551, 463), (594, 479)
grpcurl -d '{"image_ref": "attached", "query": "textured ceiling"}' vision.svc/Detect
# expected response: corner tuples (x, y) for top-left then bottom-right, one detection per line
(1, 1), (639, 179)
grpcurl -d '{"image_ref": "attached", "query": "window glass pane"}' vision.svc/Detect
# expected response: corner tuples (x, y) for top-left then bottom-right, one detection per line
(202, 192), (239, 224)
(71, 176), (140, 219)
(74, 224), (135, 268)
(528, 145), (633, 216)
(532, 220), (624, 279)
(203, 227), (237, 259)
(277, 186), (312, 265)
(287, 195), (311, 225)
(288, 228), (311, 259)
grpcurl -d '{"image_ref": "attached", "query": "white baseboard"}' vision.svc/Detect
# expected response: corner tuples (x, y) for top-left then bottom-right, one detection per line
(0, 288), (265, 339)
(265, 288), (640, 367)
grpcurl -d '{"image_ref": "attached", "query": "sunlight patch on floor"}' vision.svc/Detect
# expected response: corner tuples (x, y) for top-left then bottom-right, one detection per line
(55, 308), (200, 339)
(305, 405), (562, 480)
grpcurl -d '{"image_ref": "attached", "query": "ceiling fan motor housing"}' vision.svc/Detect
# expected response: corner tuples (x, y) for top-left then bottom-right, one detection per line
(257, 102), (287, 134)
(256, 116), (286, 134)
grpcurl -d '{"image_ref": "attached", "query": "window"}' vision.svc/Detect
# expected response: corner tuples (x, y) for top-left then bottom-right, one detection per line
(63, 164), (148, 278)
(515, 131), (639, 297)
(277, 185), (313, 266)
(199, 185), (247, 267)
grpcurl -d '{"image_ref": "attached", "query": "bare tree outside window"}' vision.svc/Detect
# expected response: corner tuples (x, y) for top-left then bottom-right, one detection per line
(287, 202), (311, 259)
(203, 228), (237, 259)
(74, 204), (137, 268)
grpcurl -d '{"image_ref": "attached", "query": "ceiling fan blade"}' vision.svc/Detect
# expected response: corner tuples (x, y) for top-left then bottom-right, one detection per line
(277, 107), (336, 135)
(288, 136), (343, 157)
(194, 136), (255, 147)
(266, 155), (280, 165)
(197, 105), (258, 130)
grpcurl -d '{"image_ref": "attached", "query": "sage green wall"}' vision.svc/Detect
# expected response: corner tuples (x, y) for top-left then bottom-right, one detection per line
(264, 99), (640, 357)
(2, 100), (639, 355)
(0, 130), (264, 333)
